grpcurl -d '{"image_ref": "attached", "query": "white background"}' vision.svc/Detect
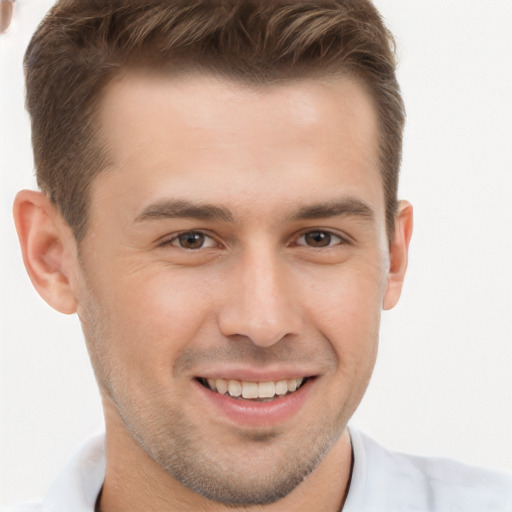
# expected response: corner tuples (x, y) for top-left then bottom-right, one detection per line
(1, 0), (511, 507)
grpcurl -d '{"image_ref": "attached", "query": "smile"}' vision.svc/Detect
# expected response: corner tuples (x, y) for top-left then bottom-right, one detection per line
(198, 377), (307, 401)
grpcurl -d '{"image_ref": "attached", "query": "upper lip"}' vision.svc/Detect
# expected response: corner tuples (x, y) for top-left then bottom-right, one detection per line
(193, 366), (318, 382)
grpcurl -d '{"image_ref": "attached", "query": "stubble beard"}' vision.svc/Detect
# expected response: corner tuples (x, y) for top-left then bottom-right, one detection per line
(90, 341), (346, 506)
(123, 401), (345, 506)
(78, 284), (349, 507)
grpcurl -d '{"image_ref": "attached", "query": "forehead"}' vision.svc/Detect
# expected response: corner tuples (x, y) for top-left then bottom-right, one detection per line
(92, 71), (383, 224)
(98, 71), (378, 161)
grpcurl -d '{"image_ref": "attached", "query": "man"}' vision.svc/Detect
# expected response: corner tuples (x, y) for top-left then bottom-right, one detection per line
(4, 0), (511, 511)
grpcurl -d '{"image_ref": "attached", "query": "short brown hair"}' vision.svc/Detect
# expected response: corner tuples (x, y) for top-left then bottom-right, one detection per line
(25, 0), (404, 241)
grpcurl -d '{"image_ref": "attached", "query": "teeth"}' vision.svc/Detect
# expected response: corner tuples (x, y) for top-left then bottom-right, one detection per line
(275, 380), (288, 396)
(287, 378), (298, 392)
(216, 379), (228, 395)
(204, 377), (305, 399)
(228, 379), (241, 397)
(258, 381), (275, 398)
(241, 382), (259, 399)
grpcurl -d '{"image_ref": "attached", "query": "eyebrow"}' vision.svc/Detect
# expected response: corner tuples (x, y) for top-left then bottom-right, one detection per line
(135, 199), (235, 223)
(134, 197), (374, 224)
(288, 198), (375, 222)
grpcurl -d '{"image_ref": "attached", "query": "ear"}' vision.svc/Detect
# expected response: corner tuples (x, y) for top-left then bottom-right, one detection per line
(382, 200), (413, 310)
(13, 190), (78, 314)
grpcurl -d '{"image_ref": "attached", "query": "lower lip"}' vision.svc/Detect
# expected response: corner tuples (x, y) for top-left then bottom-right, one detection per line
(194, 378), (314, 428)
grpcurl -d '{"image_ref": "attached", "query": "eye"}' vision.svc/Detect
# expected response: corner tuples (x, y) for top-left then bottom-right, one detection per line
(295, 230), (345, 248)
(164, 231), (217, 250)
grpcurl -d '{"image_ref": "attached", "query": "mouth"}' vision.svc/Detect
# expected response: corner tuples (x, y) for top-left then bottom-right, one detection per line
(197, 377), (309, 402)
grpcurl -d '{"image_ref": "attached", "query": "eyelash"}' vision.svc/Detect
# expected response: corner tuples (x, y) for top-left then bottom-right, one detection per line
(160, 231), (218, 250)
(294, 230), (347, 248)
(160, 229), (348, 250)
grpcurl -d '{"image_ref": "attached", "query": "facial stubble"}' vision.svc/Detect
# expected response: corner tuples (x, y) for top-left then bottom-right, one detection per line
(77, 265), (356, 506)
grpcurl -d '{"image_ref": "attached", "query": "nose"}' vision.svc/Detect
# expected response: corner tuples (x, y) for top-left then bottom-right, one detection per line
(217, 247), (303, 347)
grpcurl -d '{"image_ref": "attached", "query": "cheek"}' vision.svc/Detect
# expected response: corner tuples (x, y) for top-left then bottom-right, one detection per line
(300, 257), (385, 328)
(79, 270), (217, 411)
(82, 266), (215, 371)
(298, 261), (384, 368)
(127, 278), (210, 347)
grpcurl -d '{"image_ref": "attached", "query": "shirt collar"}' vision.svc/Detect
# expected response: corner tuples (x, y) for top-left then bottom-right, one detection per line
(43, 434), (105, 512)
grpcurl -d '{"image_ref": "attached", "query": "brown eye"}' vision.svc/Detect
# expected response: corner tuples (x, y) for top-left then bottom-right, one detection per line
(297, 230), (343, 248)
(164, 231), (217, 250)
(176, 232), (206, 249)
(305, 231), (331, 247)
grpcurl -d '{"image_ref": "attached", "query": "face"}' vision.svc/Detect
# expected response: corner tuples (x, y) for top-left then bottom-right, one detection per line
(73, 73), (398, 505)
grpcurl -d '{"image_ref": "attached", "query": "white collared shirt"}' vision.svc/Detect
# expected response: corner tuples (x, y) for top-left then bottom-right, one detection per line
(3, 427), (511, 511)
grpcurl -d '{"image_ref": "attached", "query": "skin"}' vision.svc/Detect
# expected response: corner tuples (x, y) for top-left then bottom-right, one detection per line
(14, 73), (413, 511)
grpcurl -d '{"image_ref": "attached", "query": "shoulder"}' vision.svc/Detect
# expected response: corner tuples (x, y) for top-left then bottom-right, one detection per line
(346, 427), (512, 512)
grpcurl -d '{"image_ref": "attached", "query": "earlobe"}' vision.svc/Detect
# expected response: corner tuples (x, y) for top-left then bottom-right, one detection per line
(13, 190), (78, 314)
(383, 200), (413, 311)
